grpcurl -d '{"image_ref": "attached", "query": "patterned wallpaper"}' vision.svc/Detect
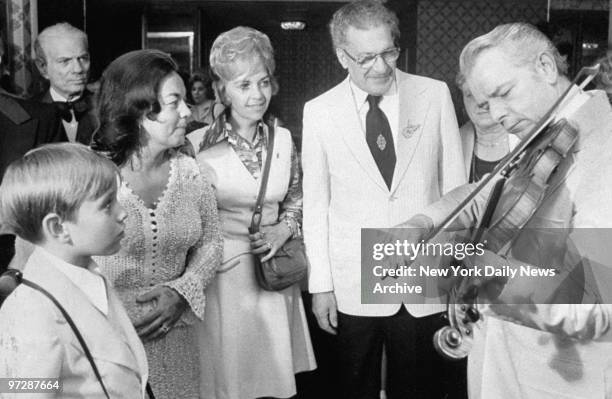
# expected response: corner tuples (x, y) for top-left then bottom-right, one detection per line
(0, 0), (552, 126)
(416, 0), (547, 123)
(268, 27), (345, 147)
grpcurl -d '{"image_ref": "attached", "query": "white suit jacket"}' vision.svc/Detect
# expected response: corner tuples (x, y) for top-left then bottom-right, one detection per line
(302, 70), (466, 317)
(0, 249), (149, 398)
(425, 90), (612, 398)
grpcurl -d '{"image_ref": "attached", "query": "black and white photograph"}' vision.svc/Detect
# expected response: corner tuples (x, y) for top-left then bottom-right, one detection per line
(1, 0), (612, 398)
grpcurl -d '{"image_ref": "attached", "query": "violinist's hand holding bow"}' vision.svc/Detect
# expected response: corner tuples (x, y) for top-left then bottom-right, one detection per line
(383, 214), (436, 266)
(394, 213), (435, 234)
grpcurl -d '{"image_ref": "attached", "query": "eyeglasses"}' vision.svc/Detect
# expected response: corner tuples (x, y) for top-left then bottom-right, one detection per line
(342, 47), (400, 69)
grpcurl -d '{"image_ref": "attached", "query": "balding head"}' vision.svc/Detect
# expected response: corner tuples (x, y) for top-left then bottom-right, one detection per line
(35, 23), (90, 100)
(459, 23), (567, 84)
(457, 23), (570, 138)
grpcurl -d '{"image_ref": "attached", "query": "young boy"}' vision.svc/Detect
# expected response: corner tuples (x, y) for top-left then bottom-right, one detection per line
(0, 143), (149, 398)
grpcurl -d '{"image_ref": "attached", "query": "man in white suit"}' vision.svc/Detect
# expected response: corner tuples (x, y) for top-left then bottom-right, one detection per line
(301, 1), (467, 398)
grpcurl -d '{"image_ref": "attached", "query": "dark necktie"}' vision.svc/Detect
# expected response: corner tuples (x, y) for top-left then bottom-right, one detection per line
(366, 95), (396, 189)
(54, 98), (89, 122)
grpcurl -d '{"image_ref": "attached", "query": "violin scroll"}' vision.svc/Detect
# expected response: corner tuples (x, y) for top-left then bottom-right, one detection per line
(433, 286), (480, 360)
(434, 326), (471, 360)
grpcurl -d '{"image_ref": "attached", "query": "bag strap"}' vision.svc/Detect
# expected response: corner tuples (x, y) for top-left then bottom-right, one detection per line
(249, 119), (276, 233)
(20, 278), (156, 399)
(206, 101), (224, 124)
(21, 278), (111, 399)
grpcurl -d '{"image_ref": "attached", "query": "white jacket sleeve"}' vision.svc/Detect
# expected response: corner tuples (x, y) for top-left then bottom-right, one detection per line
(302, 101), (334, 293)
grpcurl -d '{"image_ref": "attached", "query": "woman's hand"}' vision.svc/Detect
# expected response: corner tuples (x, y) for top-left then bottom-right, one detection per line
(134, 286), (188, 342)
(249, 222), (292, 262)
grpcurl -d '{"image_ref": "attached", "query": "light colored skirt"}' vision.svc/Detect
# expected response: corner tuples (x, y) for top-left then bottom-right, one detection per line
(198, 251), (316, 399)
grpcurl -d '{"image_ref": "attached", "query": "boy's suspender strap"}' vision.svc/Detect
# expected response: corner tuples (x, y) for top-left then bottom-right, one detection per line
(21, 278), (111, 399)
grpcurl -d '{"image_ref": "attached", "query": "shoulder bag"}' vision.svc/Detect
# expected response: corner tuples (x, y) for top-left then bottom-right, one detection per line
(248, 120), (308, 291)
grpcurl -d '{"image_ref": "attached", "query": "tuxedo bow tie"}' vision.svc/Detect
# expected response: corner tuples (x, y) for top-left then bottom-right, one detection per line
(53, 98), (89, 122)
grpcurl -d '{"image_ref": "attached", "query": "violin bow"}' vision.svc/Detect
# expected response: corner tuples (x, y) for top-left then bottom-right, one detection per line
(427, 63), (601, 240)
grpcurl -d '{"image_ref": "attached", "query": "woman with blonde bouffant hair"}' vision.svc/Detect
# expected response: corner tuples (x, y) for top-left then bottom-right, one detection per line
(194, 26), (316, 399)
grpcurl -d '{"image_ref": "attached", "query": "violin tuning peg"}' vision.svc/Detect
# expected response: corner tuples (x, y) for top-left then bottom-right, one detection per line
(465, 307), (480, 323)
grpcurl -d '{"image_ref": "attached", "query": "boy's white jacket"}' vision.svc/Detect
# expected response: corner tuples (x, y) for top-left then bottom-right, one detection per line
(0, 248), (149, 399)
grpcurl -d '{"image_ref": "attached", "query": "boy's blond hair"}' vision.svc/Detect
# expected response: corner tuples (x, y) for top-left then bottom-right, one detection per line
(0, 143), (118, 243)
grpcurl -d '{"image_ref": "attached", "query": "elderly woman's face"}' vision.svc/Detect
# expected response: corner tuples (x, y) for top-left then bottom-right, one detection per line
(462, 89), (498, 132)
(223, 57), (271, 126)
(141, 71), (191, 149)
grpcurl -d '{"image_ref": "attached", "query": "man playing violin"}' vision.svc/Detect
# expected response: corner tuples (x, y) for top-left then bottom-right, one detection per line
(401, 22), (612, 398)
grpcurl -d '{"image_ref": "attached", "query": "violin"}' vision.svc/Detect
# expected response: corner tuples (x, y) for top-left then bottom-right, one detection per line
(432, 64), (601, 360)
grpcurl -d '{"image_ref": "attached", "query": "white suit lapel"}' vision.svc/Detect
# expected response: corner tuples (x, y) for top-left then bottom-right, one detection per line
(335, 77), (389, 192)
(106, 283), (149, 386)
(392, 72), (431, 193)
(23, 252), (143, 377)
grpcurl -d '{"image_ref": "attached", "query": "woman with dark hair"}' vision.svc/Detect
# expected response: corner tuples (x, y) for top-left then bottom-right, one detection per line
(186, 72), (214, 131)
(195, 27), (315, 399)
(186, 71), (226, 143)
(92, 49), (223, 398)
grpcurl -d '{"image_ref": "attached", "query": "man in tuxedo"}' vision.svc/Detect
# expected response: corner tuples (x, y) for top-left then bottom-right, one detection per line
(33, 23), (96, 145)
(0, 34), (62, 272)
(301, 1), (467, 398)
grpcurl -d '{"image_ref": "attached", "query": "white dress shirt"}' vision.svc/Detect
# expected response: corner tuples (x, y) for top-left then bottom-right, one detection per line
(35, 246), (108, 315)
(49, 87), (79, 142)
(348, 70), (400, 147)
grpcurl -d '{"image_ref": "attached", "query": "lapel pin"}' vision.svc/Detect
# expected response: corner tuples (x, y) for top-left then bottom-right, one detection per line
(402, 122), (420, 138)
(376, 134), (387, 151)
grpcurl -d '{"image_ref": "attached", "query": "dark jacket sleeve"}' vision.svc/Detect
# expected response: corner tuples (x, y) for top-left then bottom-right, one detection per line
(19, 98), (64, 146)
